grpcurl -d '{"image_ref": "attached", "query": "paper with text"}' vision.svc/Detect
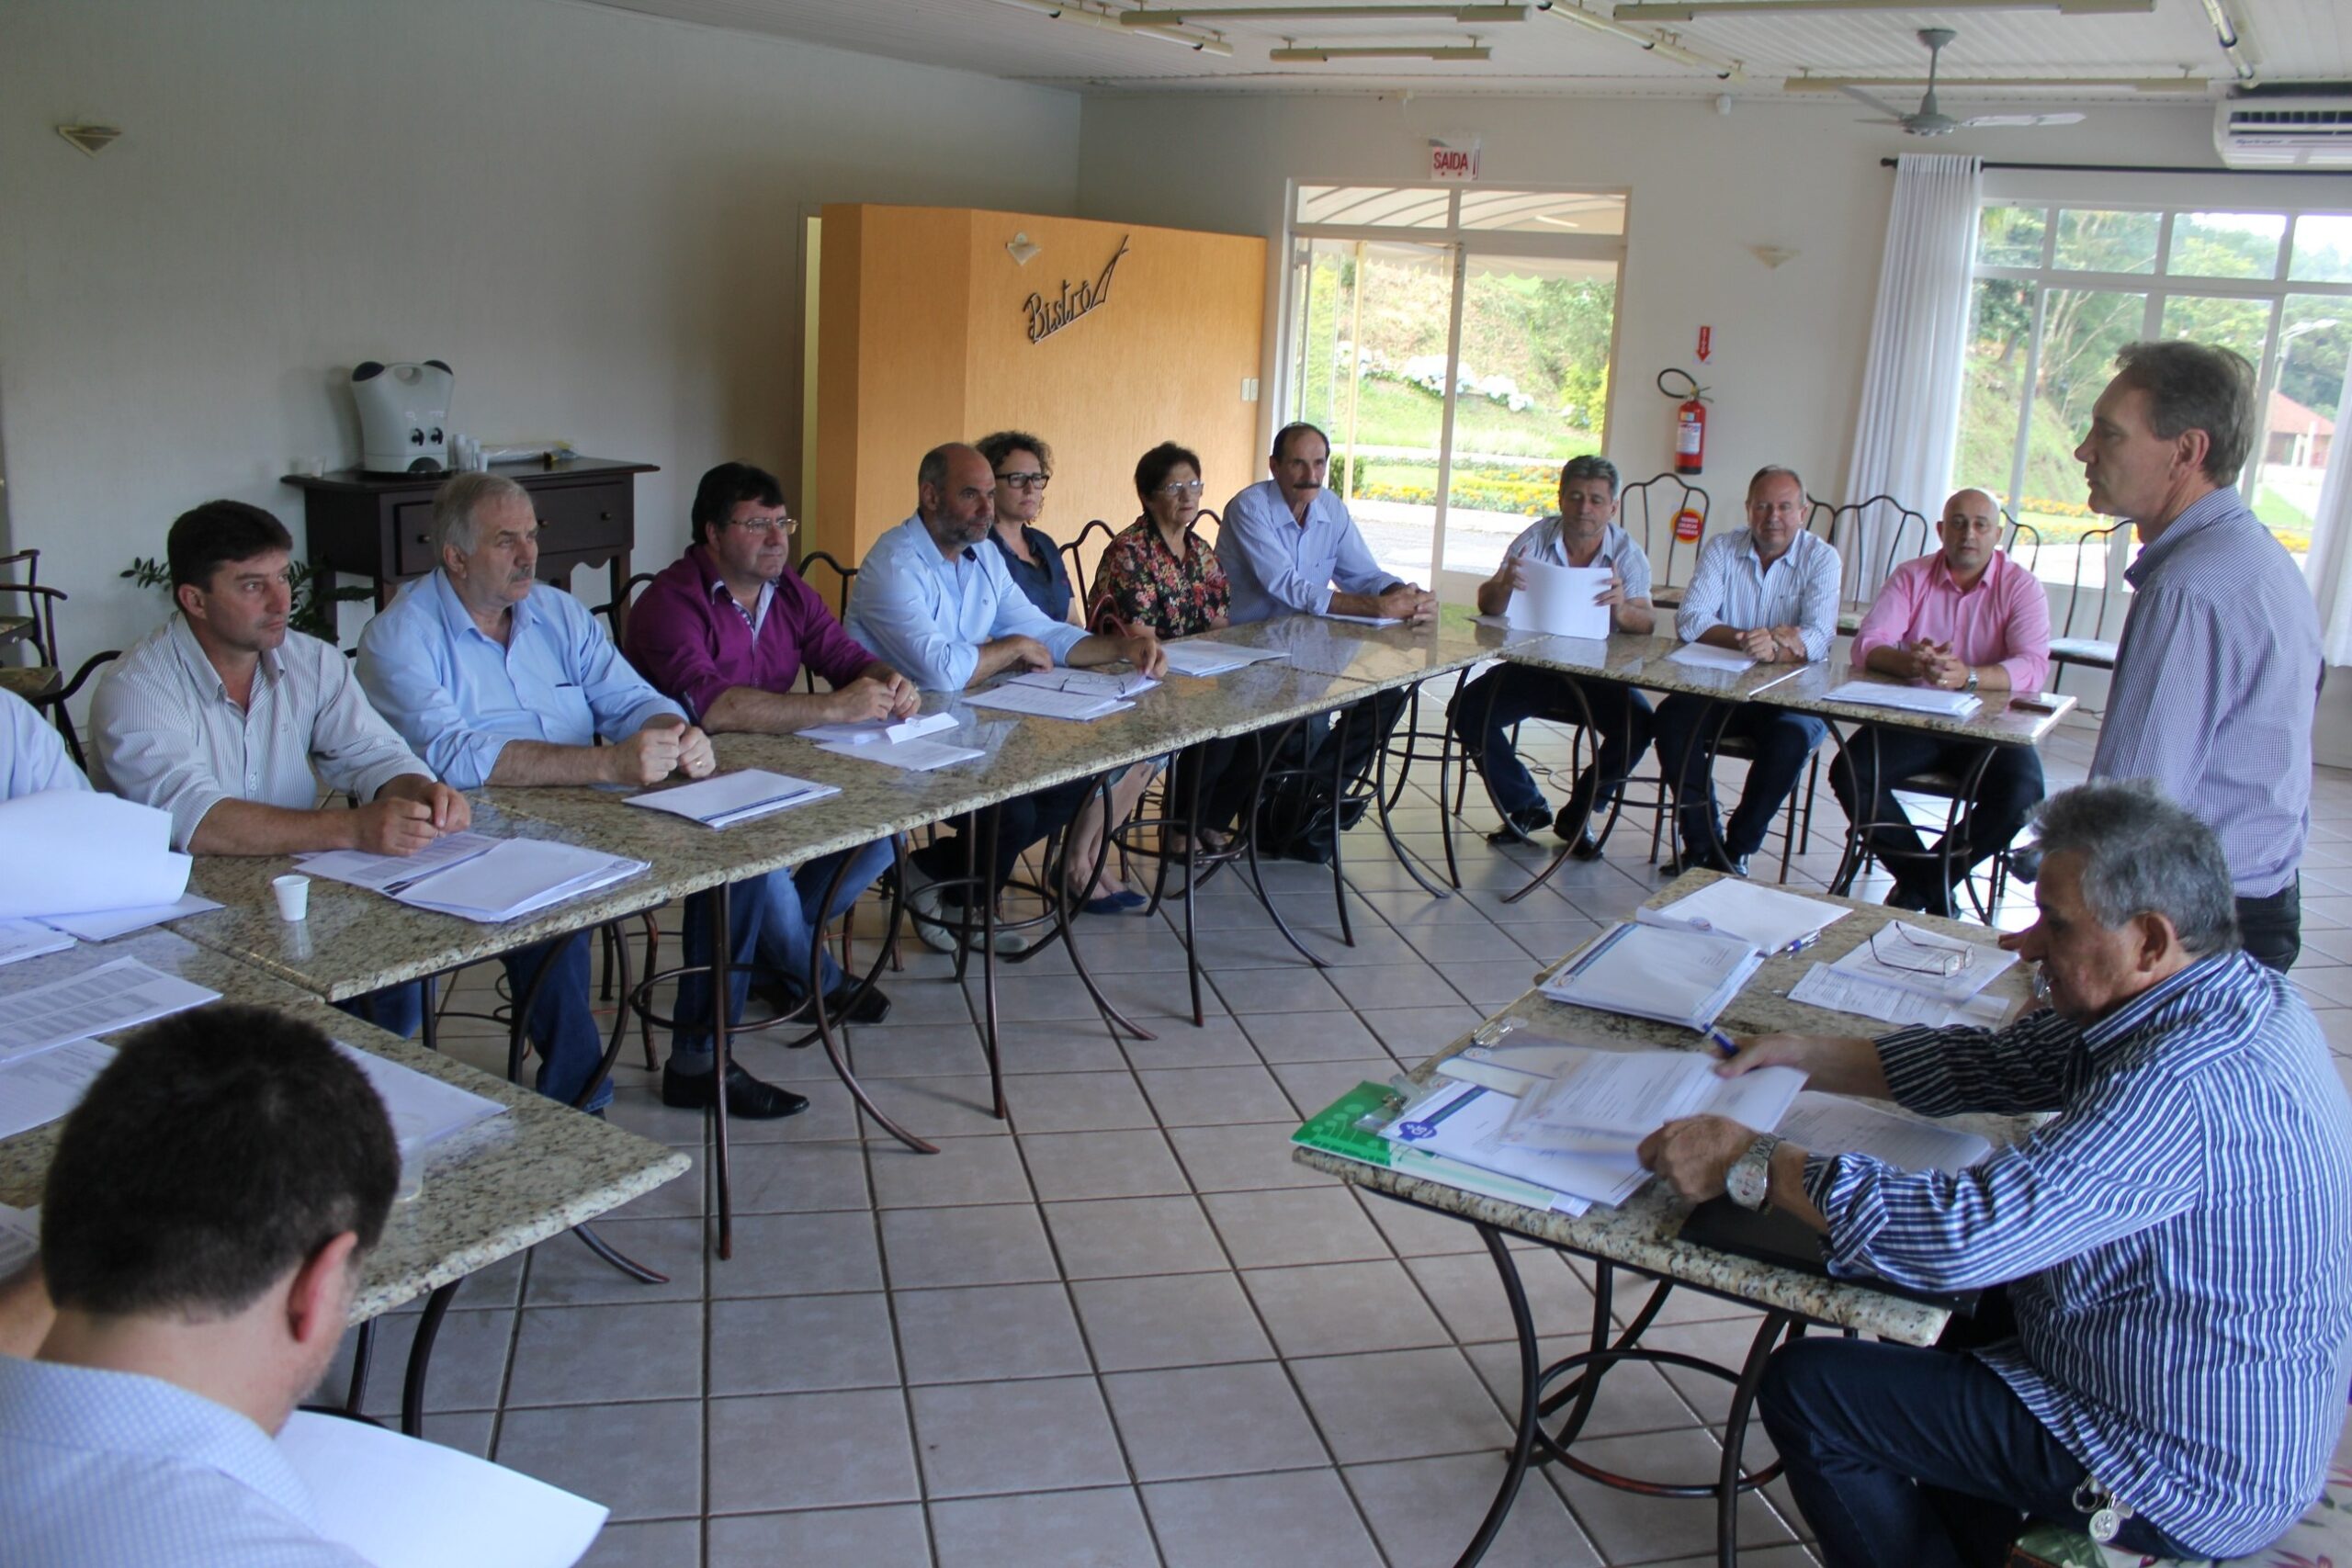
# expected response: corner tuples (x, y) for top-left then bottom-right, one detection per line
(1827, 919), (2017, 1003)
(300, 830), (499, 895)
(816, 735), (986, 772)
(1821, 680), (1984, 718)
(1496, 1047), (1805, 1156)
(0, 957), (220, 1065)
(0, 919), (73, 968)
(1008, 669), (1160, 701)
(1787, 963), (2017, 1029)
(389, 840), (648, 923)
(333, 1043), (505, 1158)
(1538, 921), (1764, 1031)
(963, 683), (1134, 722)
(626, 769), (839, 829)
(1507, 562), (1612, 640)
(793, 712), (959, 747)
(1161, 639), (1286, 677)
(39, 892), (224, 943)
(1381, 1079), (1653, 1208)
(0, 1039), (115, 1141)
(1638, 880), (1848, 955)
(1778, 1091), (1992, 1173)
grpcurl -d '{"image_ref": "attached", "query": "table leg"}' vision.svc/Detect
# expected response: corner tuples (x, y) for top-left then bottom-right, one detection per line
(710, 884), (735, 1261)
(399, 1278), (463, 1438)
(978, 807), (1006, 1122)
(1369, 679), (1455, 903)
(1457, 1220), (1543, 1568)
(1053, 773), (1157, 1043)
(1717, 1311), (1796, 1568)
(808, 836), (938, 1155)
(344, 1318), (376, 1416)
(1238, 717), (1337, 968)
(1498, 677), (1604, 906)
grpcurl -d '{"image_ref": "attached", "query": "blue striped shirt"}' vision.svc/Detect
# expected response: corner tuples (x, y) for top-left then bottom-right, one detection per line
(1801, 952), (2352, 1559)
(0, 1355), (368, 1566)
(2089, 486), (2320, 898)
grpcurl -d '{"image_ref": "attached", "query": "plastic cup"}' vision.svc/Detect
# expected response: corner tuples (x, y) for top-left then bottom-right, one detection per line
(271, 874), (311, 921)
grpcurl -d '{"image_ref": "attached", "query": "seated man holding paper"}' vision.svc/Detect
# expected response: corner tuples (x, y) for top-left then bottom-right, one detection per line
(1219, 422), (1436, 863)
(845, 443), (1165, 951)
(1650, 466), (1840, 878)
(1450, 455), (1657, 854)
(0, 1003), (401, 1566)
(92, 501), (467, 1038)
(358, 473), (797, 1120)
(1639, 783), (2352, 1567)
(1834, 488), (2049, 918)
(624, 461), (913, 1023)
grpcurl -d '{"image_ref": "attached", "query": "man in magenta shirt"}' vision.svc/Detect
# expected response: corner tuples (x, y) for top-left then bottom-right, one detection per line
(626, 462), (920, 1023)
(1835, 488), (2051, 916)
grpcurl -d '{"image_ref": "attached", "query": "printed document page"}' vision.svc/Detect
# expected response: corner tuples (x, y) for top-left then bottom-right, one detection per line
(1821, 681), (1983, 717)
(333, 1042), (505, 1158)
(1826, 920), (2017, 1003)
(301, 830), (499, 895)
(40, 892), (223, 943)
(1506, 562), (1611, 640)
(1539, 922), (1764, 1029)
(0, 957), (220, 1065)
(626, 769), (838, 829)
(1497, 1047), (1805, 1154)
(0, 789), (192, 919)
(1007, 669), (1159, 700)
(1161, 639), (1285, 676)
(0, 919), (73, 968)
(1777, 1090), (1992, 1172)
(390, 840), (647, 923)
(0, 1039), (115, 1140)
(963, 683), (1133, 721)
(1638, 880), (1849, 955)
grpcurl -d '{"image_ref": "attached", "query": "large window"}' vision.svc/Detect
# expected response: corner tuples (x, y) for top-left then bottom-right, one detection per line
(1958, 204), (2352, 599)
(1283, 185), (1627, 591)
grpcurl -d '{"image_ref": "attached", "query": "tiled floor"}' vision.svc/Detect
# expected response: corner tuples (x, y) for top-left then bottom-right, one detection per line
(333, 711), (2352, 1567)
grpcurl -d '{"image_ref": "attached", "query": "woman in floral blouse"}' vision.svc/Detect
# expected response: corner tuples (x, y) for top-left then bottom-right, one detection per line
(1090, 443), (1252, 851)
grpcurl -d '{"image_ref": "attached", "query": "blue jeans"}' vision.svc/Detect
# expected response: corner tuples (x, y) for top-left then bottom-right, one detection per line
(1449, 664), (1655, 822)
(502, 933), (612, 1113)
(1652, 694), (1826, 860)
(334, 983), (424, 1039)
(1759, 1336), (2195, 1568)
(757, 839), (895, 998)
(673, 880), (769, 1063)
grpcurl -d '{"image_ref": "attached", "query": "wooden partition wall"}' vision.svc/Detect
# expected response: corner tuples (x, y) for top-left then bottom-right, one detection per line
(812, 205), (1267, 579)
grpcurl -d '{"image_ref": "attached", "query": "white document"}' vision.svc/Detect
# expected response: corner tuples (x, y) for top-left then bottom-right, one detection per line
(1384, 1079), (1654, 1208)
(1160, 640), (1286, 677)
(0, 1202), (37, 1280)
(300, 830), (499, 896)
(1778, 1090), (1992, 1173)
(0, 789), (193, 919)
(792, 711), (959, 747)
(1787, 963), (2016, 1029)
(1496, 1047), (1806, 1155)
(1666, 642), (1758, 673)
(625, 769), (839, 829)
(1827, 919), (2018, 1003)
(1822, 681), (1984, 718)
(334, 1043), (506, 1158)
(964, 683), (1134, 721)
(1538, 921), (1765, 1031)
(0, 919), (74, 968)
(815, 735), (985, 772)
(1323, 612), (1403, 626)
(40, 892), (224, 943)
(277, 1410), (606, 1568)
(0, 956), (220, 1065)
(1008, 669), (1160, 701)
(1507, 562), (1612, 640)
(1637, 880), (1849, 956)
(0, 1039), (115, 1141)
(389, 840), (649, 924)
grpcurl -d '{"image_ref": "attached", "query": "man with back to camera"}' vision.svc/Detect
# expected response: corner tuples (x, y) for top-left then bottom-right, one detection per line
(845, 443), (1164, 952)
(0, 1003), (401, 1566)
(1449, 454), (1657, 857)
(1837, 486), (2049, 917)
(359, 472), (796, 1120)
(625, 460), (913, 1023)
(1648, 465), (1841, 877)
(1218, 422), (1437, 863)
(1639, 782), (2352, 1567)
(2075, 340), (2320, 971)
(91, 500), (468, 1040)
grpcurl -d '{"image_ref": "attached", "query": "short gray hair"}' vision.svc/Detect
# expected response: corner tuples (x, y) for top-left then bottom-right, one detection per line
(2110, 341), (2257, 488)
(431, 472), (530, 557)
(1560, 455), (1620, 497)
(1748, 465), (1806, 504)
(2032, 782), (2238, 956)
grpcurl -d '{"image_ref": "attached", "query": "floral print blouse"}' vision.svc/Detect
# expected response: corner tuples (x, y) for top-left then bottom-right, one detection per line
(1087, 518), (1230, 638)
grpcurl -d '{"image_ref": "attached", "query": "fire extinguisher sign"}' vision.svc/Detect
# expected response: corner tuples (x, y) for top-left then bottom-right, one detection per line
(1696, 326), (1712, 363)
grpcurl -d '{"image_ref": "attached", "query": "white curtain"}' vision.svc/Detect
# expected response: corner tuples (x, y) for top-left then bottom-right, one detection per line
(1841, 152), (1984, 598)
(2302, 442), (2352, 665)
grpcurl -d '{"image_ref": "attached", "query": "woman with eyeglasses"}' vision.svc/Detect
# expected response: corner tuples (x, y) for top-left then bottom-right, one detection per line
(1089, 442), (1252, 856)
(975, 429), (1153, 915)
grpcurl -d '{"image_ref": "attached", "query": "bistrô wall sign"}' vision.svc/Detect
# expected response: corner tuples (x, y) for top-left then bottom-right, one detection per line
(1023, 236), (1131, 345)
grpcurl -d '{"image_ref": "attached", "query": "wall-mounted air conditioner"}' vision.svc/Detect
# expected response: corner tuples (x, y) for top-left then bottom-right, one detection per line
(2214, 90), (2352, 168)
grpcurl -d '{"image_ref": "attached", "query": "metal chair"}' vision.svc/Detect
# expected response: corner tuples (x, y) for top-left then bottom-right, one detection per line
(39, 650), (120, 774)
(591, 571), (658, 647)
(797, 549), (856, 618)
(2000, 510), (2041, 576)
(1059, 518), (1119, 614)
(0, 551), (65, 705)
(2047, 518), (2127, 691)
(1616, 474), (1711, 591)
(1820, 494), (1932, 596)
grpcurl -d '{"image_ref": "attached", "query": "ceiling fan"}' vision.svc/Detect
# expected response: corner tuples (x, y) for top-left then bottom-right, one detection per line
(1843, 28), (2087, 135)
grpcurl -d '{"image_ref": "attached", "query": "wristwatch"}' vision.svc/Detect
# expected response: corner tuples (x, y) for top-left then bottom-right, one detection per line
(1726, 1134), (1782, 1212)
(1963, 670), (1980, 694)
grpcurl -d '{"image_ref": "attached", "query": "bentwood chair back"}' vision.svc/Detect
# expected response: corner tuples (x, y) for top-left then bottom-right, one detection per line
(1062, 519), (1119, 613)
(1616, 474), (1710, 590)
(591, 572), (658, 648)
(2045, 517), (2127, 689)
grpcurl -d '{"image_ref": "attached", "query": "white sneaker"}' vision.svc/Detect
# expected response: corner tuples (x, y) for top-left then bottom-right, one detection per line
(902, 863), (1032, 957)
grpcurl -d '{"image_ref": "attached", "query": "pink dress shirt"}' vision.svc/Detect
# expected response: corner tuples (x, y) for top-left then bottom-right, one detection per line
(1849, 549), (2051, 693)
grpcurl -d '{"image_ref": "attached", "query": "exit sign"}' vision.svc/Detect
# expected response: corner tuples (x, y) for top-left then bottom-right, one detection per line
(1430, 143), (1479, 182)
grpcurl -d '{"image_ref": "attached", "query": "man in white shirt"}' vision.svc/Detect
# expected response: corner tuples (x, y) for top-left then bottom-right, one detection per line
(0, 1003), (400, 1567)
(2, 687), (86, 797)
(1450, 455), (1657, 856)
(1651, 467), (1841, 878)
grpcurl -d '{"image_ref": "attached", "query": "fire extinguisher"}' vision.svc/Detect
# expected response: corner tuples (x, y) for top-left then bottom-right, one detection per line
(1658, 368), (1709, 477)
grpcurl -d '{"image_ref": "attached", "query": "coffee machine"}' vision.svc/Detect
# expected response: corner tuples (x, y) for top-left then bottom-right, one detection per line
(351, 360), (454, 475)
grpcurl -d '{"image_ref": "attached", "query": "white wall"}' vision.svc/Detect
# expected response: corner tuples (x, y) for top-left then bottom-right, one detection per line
(0, 0), (1082, 662)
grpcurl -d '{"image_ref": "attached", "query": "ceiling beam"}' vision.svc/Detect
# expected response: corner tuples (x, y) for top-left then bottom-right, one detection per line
(984, 0), (1234, 53)
(1616, 0), (2148, 17)
(1124, 5), (1526, 20)
(1533, 0), (1742, 76)
(1782, 73), (2210, 91)
(1268, 42), (1496, 57)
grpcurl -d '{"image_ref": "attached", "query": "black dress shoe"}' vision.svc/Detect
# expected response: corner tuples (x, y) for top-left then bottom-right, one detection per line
(1486, 807), (1553, 847)
(1552, 806), (1604, 860)
(661, 1061), (809, 1121)
(822, 982), (891, 1025)
(1659, 848), (1748, 879)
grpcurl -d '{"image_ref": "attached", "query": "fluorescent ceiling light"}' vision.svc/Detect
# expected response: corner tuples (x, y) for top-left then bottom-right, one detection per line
(1534, 0), (1741, 76)
(1782, 73), (2209, 91)
(1126, 4), (1525, 19)
(1616, 0), (2147, 17)
(985, 0), (1233, 53)
(1270, 43), (1496, 58)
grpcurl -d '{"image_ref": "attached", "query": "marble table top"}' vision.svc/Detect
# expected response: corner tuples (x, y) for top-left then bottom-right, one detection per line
(0, 931), (688, 1322)
(1293, 871), (2041, 1346)
(1202, 604), (1529, 687)
(1749, 661), (2075, 747)
(1505, 631), (1813, 705)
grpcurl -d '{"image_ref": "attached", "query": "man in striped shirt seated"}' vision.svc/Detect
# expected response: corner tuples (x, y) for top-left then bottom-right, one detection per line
(1642, 782), (2352, 1566)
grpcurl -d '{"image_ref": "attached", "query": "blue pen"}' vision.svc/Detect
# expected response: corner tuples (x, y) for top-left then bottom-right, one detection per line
(1702, 1026), (1740, 1059)
(1782, 931), (1823, 956)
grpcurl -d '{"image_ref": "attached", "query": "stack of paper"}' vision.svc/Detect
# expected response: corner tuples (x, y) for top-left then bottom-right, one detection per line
(334, 1043), (506, 1158)
(1826, 919), (2017, 1004)
(1378, 1078), (1655, 1208)
(1505, 562), (1612, 640)
(0, 957), (220, 1066)
(814, 733), (984, 772)
(964, 682), (1134, 721)
(0, 790), (193, 919)
(1495, 1046), (1806, 1158)
(1822, 681), (1983, 717)
(1324, 612), (1403, 626)
(1777, 1090), (1992, 1172)
(793, 712), (959, 747)
(301, 831), (499, 895)
(1666, 642), (1758, 673)
(38, 893), (225, 942)
(1538, 921), (1765, 1030)
(1291, 1082), (1586, 1214)
(626, 769), (839, 829)
(1160, 640), (1286, 678)
(0, 1040), (116, 1140)
(0, 919), (74, 968)
(1008, 669), (1159, 701)
(1786, 964), (2014, 1030)
(384, 840), (649, 923)
(1635, 880), (1848, 956)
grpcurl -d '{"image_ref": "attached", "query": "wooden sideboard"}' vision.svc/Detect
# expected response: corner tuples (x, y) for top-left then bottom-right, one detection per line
(283, 457), (658, 608)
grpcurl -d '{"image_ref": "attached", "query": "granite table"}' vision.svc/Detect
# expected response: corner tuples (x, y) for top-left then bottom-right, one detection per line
(0, 930), (687, 1437)
(1291, 874), (2037, 1568)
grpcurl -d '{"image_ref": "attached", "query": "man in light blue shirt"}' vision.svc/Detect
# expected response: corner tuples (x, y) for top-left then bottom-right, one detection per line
(1651, 465), (1841, 877)
(359, 473), (794, 1119)
(847, 443), (1163, 947)
(1, 1004), (402, 1568)
(1216, 423), (1438, 862)
(2, 688), (86, 796)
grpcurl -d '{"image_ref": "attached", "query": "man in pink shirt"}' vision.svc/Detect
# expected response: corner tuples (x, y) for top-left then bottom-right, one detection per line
(1835, 488), (2051, 916)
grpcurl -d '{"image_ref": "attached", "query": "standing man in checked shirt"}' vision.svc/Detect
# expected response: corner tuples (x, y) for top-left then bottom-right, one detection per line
(2075, 341), (2320, 971)
(1642, 783), (2352, 1567)
(1648, 465), (1841, 877)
